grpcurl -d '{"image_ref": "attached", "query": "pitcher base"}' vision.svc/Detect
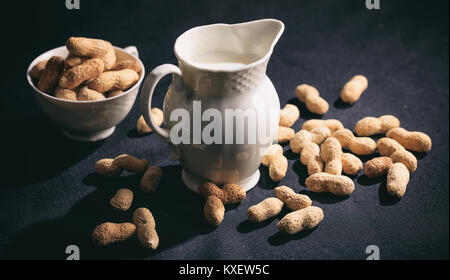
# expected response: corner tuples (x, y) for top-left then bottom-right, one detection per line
(182, 169), (259, 193)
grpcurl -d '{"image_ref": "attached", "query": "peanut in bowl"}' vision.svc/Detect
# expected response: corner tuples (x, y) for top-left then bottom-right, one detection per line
(26, 44), (145, 142)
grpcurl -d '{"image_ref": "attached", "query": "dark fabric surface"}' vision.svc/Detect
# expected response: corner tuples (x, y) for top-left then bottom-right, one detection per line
(0, 0), (448, 259)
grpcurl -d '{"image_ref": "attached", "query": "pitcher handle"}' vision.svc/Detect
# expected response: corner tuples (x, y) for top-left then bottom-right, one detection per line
(140, 64), (182, 140)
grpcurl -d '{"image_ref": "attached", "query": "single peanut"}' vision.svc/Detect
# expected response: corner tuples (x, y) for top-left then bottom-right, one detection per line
(341, 153), (363, 175)
(277, 126), (295, 143)
(279, 104), (300, 127)
(88, 69), (139, 93)
(376, 138), (418, 172)
(386, 127), (432, 152)
(377, 137), (405, 156)
(302, 119), (344, 133)
(133, 208), (159, 249)
(277, 206), (324, 235)
(364, 157), (393, 178)
(274, 185), (312, 211)
(67, 37), (111, 57)
(261, 144), (283, 167)
(140, 166), (163, 192)
(269, 154), (288, 182)
(199, 182), (246, 204)
(340, 75), (368, 104)
(305, 172), (355, 196)
(320, 137), (342, 175)
(222, 184), (246, 203)
(37, 56), (64, 93)
(54, 87), (77, 101)
(355, 115), (400, 136)
(96, 155), (147, 176)
(66, 37), (116, 69)
(110, 188), (133, 211)
(204, 196), (225, 226)
(137, 108), (164, 134)
(29, 59), (48, 80)
(95, 158), (122, 176)
(111, 59), (142, 74)
(333, 128), (377, 155)
(112, 154), (148, 172)
(295, 84), (329, 114)
(59, 58), (105, 89)
(386, 163), (410, 198)
(300, 142), (324, 175)
(92, 222), (136, 246)
(290, 127), (331, 154)
(77, 86), (105, 101)
(248, 197), (284, 222)
(390, 149), (417, 172)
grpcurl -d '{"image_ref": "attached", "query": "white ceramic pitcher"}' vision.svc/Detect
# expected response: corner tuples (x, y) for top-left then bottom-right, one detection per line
(140, 19), (284, 192)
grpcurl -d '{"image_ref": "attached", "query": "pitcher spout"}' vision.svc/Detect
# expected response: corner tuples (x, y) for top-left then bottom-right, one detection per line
(229, 19), (285, 60)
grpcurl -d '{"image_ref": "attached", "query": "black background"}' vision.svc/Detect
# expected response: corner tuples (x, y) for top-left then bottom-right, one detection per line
(0, 0), (448, 260)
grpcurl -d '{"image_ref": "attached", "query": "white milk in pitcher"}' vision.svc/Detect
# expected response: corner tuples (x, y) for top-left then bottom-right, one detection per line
(191, 52), (261, 70)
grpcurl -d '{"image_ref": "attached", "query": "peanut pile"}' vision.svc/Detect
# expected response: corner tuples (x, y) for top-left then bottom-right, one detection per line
(29, 37), (141, 101)
(91, 154), (162, 249)
(90, 74), (433, 247)
(251, 75), (432, 234)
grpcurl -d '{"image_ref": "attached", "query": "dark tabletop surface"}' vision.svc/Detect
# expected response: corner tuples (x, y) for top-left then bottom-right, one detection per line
(0, 0), (448, 260)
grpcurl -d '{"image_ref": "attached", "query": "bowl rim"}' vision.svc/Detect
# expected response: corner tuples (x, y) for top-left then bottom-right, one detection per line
(26, 45), (146, 104)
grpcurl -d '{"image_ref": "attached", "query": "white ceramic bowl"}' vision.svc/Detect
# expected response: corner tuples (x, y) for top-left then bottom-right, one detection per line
(26, 45), (145, 141)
